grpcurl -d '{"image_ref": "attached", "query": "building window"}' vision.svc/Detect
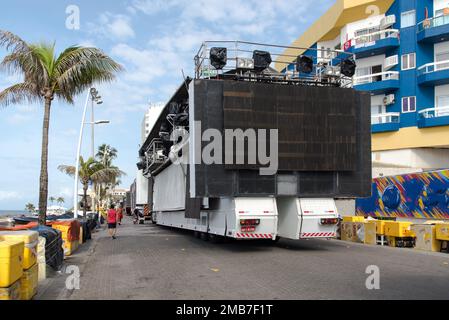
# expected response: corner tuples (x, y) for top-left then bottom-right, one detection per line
(401, 53), (416, 70)
(402, 96), (416, 113)
(401, 10), (416, 28)
(354, 26), (380, 45)
(371, 104), (386, 124)
(437, 95), (449, 116)
(356, 65), (382, 83)
(436, 51), (449, 71)
(354, 27), (379, 38)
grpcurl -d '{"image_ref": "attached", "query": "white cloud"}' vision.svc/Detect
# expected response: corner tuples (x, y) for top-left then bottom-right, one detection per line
(7, 113), (32, 125)
(87, 13), (135, 41)
(0, 191), (21, 201)
(77, 39), (97, 48)
(83, 0), (334, 120)
(131, 0), (180, 15)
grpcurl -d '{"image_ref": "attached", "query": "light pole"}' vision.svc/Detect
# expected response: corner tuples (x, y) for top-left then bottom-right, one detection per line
(91, 92), (103, 158)
(73, 88), (108, 219)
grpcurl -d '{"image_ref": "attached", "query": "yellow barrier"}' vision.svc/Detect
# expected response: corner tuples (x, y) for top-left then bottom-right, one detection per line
(63, 240), (79, 256)
(364, 221), (377, 245)
(342, 216), (365, 223)
(20, 263), (38, 300)
(0, 238), (24, 287)
(384, 221), (414, 238)
(0, 231), (38, 270)
(341, 221), (377, 244)
(411, 224), (442, 252)
(374, 220), (386, 235)
(436, 223), (449, 241)
(0, 279), (21, 300)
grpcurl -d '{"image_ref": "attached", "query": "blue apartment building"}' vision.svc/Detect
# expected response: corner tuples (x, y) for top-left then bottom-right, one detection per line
(280, 0), (449, 175)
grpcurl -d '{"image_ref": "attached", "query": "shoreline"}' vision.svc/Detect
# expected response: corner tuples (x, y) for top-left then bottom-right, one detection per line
(0, 210), (29, 217)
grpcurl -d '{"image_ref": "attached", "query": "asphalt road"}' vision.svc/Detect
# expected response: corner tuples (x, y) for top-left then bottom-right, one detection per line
(37, 217), (449, 300)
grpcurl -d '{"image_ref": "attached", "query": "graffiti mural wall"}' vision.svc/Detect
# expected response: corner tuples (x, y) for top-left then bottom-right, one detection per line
(356, 170), (449, 220)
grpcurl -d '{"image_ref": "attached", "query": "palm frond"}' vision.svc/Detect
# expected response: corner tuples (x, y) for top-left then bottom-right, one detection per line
(0, 32), (49, 89)
(57, 164), (76, 177)
(0, 82), (41, 107)
(0, 30), (29, 54)
(30, 42), (56, 79)
(96, 144), (118, 166)
(90, 167), (126, 184)
(54, 47), (123, 101)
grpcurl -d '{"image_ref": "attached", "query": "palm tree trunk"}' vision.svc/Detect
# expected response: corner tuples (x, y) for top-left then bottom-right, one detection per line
(83, 184), (88, 221)
(38, 97), (52, 225)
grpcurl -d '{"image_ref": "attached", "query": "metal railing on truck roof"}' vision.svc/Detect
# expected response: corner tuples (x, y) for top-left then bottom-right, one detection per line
(194, 40), (356, 87)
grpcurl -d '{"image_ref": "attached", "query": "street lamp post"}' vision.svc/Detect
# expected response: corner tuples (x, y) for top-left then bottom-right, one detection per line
(91, 93), (103, 158)
(73, 88), (107, 219)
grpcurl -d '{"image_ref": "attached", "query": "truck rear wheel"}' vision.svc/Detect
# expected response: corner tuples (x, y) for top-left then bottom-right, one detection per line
(193, 231), (201, 238)
(209, 234), (223, 243)
(200, 232), (209, 241)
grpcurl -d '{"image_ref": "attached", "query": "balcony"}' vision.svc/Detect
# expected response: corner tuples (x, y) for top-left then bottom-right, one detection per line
(417, 106), (449, 128)
(371, 113), (401, 133)
(353, 71), (400, 94)
(346, 30), (400, 59)
(417, 15), (449, 43)
(417, 60), (449, 86)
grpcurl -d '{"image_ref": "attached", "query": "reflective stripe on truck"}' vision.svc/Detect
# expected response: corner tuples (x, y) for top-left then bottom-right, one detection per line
(235, 233), (273, 239)
(300, 232), (336, 238)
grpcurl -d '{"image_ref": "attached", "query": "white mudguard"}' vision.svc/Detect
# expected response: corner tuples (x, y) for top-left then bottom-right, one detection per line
(230, 198), (278, 240)
(277, 198), (338, 239)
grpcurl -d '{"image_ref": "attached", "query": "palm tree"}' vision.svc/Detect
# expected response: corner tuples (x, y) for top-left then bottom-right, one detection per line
(96, 144), (118, 167)
(58, 156), (125, 219)
(95, 144), (118, 211)
(0, 30), (123, 225)
(57, 197), (65, 206)
(49, 196), (56, 205)
(25, 203), (35, 213)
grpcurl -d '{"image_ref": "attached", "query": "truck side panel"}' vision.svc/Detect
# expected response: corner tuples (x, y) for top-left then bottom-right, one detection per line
(155, 197), (278, 240)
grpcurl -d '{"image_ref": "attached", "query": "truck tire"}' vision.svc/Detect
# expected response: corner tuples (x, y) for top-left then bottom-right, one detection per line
(193, 231), (201, 238)
(151, 213), (157, 224)
(209, 234), (223, 243)
(200, 232), (209, 241)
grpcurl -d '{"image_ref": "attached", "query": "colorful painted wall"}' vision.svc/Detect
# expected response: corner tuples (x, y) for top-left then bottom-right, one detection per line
(356, 169), (449, 219)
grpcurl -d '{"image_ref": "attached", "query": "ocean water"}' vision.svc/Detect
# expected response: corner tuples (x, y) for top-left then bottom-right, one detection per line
(0, 210), (28, 217)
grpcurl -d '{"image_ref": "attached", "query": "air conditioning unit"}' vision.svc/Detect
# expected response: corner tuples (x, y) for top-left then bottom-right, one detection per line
(384, 55), (398, 70)
(380, 15), (396, 29)
(383, 94), (395, 105)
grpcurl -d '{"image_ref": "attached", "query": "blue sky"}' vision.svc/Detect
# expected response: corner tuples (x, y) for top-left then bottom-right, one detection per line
(0, 0), (334, 210)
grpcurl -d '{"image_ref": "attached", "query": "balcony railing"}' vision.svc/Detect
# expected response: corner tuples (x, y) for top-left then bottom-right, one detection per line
(320, 50), (344, 61)
(417, 59), (449, 75)
(418, 14), (449, 33)
(418, 106), (449, 119)
(352, 29), (400, 47)
(371, 112), (400, 125)
(354, 71), (399, 86)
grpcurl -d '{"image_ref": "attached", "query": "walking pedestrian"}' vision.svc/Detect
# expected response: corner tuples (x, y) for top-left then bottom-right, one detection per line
(107, 203), (118, 239)
(133, 207), (140, 224)
(117, 203), (124, 225)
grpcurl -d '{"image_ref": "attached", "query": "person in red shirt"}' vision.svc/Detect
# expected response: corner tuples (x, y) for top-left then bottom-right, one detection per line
(117, 204), (124, 225)
(107, 203), (118, 239)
